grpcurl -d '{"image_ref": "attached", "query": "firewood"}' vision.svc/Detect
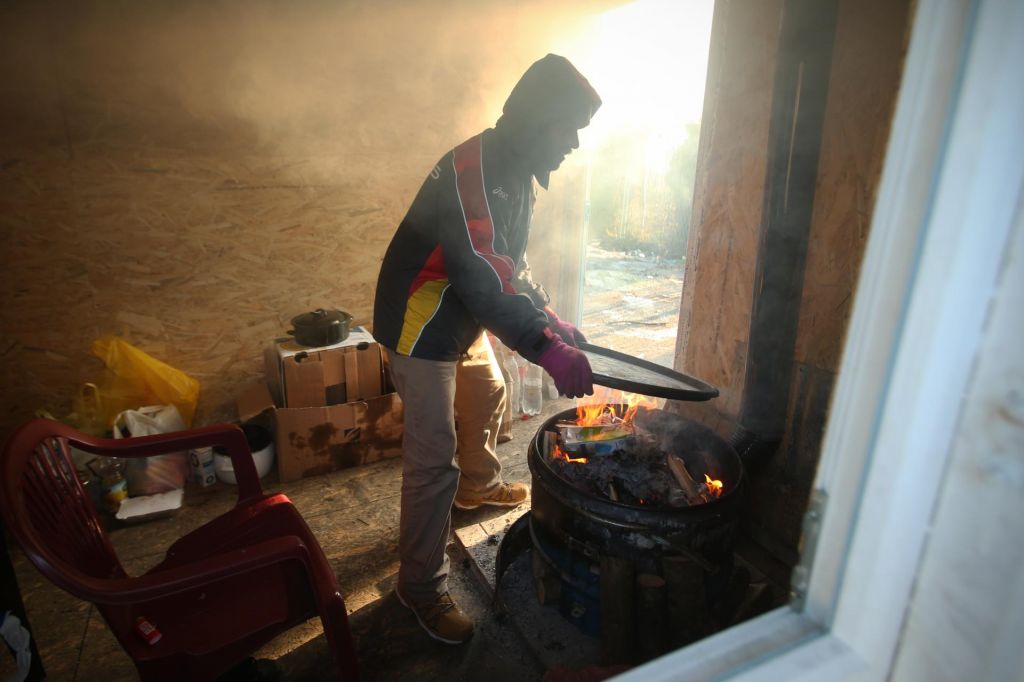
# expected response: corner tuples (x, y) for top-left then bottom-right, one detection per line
(662, 556), (711, 647)
(531, 550), (561, 606)
(666, 454), (708, 503)
(635, 573), (669, 662)
(599, 555), (634, 665)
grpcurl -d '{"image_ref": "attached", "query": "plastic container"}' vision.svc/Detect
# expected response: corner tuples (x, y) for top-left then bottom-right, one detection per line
(522, 363), (544, 416)
(214, 424), (275, 484)
(189, 447), (216, 487)
(502, 351), (522, 419)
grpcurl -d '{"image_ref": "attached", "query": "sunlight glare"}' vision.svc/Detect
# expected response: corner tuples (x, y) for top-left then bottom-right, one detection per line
(573, 0), (714, 166)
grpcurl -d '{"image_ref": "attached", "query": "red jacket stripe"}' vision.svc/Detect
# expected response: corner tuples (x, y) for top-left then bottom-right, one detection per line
(408, 245), (447, 296)
(453, 136), (516, 293)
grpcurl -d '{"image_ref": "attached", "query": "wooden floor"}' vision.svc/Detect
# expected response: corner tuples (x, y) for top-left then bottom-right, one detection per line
(8, 393), (788, 681)
(7, 398), (576, 682)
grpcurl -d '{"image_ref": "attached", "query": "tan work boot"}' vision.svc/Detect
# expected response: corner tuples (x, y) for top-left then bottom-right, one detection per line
(453, 481), (529, 510)
(395, 588), (475, 644)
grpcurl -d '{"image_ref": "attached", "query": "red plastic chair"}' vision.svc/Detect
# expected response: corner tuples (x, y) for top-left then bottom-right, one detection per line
(0, 418), (359, 681)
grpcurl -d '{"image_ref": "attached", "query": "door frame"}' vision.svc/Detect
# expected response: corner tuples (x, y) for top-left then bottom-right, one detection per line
(615, 0), (1024, 679)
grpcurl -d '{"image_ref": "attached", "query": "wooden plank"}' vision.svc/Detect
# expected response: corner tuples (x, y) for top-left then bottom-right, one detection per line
(599, 555), (635, 665)
(676, 0), (786, 420)
(662, 555), (711, 649)
(635, 573), (669, 663)
(745, 0), (913, 561)
(738, 0), (840, 440)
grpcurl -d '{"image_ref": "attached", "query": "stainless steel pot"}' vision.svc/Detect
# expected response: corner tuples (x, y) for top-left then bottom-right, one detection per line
(288, 308), (353, 347)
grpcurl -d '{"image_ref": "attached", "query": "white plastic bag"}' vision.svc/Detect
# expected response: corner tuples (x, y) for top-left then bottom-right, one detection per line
(113, 405), (189, 496)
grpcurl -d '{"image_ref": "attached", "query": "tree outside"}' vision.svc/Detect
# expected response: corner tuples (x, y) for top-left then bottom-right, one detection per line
(581, 121), (702, 367)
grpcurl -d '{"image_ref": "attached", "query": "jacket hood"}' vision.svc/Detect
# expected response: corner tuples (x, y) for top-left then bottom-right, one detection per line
(494, 54), (602, 188)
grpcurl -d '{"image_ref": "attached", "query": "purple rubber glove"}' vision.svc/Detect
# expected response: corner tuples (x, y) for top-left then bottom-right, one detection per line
(545, 306), (587, 347)
(537, 337), (594, 399)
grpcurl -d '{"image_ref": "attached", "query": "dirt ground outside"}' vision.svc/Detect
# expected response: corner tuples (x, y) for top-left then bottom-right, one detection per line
(580, 245), (684, 369)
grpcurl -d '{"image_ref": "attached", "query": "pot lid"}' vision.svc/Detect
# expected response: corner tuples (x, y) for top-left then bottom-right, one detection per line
(290, 308), (352, 329)
(579, 342), (719, 402)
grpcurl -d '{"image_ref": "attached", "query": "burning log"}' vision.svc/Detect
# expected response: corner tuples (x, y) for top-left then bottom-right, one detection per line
(666, 454), (709, 504)
(545, 404), (726, 509)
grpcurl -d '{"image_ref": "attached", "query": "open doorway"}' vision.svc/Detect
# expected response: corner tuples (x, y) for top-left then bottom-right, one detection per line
(576, 1), (713, 368)
(526, 0), (715, 368)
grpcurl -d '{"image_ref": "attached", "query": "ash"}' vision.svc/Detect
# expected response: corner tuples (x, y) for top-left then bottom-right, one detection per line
(550, 438), (690, 508)
(548, 407), (722, 509)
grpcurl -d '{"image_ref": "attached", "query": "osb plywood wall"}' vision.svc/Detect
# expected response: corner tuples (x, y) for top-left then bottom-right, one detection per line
(750, 0), (913, 562)
(676, 0), (911, 563)
(675, 0), (785, 419)
(0, 1), (608, 436)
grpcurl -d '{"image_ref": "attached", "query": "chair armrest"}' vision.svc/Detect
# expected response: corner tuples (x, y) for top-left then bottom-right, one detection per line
(57, 421), (264, 503)
(63, 422), (245, 459)
(78, 536), (316, 606)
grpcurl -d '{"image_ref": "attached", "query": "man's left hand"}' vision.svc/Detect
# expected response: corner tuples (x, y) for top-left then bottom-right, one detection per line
(545, 307), (587, 347)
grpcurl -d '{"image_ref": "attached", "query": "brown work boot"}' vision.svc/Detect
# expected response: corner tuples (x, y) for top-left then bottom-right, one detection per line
(453, 481), (529, 510)
(395, 588), (474, 644)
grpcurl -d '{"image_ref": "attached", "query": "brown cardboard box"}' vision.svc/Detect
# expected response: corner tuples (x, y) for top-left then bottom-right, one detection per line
(264, 327), (383, 408)
(240, 336), (403, 482)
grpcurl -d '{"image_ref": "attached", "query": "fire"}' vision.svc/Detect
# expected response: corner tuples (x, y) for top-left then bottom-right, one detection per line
(620, 390), (658, 425)
(704, 474), (724, 498)
(575, 387), (659, 428)
(552, 443), (588, 465)
(575, 401), (615, 427)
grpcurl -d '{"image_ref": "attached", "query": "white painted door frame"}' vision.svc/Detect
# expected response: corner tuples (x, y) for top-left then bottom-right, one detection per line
(614, 0), (1024, 679)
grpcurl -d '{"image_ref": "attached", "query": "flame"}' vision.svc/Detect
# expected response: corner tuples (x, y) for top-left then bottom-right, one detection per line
(620, 390), (658, 424)
(704, 474), (724, 498)
(575, 387), (659, 428)
(552, 443), (588, 465)
(576, 401), (616, 426)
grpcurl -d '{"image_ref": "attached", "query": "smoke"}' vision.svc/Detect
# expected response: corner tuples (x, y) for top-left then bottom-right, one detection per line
(633, 406), (728, 477)
(1, 0), (613, 175)
(0, 0), (624, 429)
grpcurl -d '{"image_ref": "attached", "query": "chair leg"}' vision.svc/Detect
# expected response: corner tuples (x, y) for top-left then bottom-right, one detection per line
(322, 595), (359, 681)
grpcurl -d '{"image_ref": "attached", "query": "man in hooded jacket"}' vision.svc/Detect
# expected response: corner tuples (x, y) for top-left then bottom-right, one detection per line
(373, 54), (600, 644)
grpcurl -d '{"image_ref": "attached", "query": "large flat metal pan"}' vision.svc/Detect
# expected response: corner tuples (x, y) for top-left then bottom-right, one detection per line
(579, 342), (719, 401)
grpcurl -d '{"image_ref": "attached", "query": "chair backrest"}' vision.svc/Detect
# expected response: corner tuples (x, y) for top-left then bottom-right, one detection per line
(0, 420), (125, 594)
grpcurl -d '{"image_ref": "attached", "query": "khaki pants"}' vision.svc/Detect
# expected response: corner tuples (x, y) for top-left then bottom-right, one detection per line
(386, 334), (506, 600)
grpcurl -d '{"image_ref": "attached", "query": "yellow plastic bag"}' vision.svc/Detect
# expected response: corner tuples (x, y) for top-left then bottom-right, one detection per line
(90, 336), (200, 428)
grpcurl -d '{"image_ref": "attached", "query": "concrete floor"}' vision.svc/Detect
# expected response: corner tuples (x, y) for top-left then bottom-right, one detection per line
(6, 397), (585, 682)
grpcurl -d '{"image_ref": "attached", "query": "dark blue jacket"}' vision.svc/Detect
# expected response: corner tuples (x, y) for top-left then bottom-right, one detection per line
(373, 54), (601, 362)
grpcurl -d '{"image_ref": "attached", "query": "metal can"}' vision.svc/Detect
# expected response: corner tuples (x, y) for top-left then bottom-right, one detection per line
(134, 617), (162, 645)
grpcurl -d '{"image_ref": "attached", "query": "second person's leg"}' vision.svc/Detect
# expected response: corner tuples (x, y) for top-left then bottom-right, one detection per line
(453, 334), (528, 510)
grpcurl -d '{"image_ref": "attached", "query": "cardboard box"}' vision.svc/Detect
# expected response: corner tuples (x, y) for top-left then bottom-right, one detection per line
(189, 446), (217, 487)
(264, 327), (382, 408)
(240, 338), (403, 482)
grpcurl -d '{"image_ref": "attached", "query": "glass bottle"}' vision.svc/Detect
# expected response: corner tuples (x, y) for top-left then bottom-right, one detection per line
(94, 457), (127, 514)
